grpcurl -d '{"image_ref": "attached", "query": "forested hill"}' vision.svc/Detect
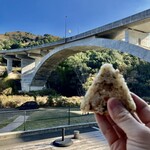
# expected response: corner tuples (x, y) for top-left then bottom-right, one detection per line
(0, 31), (60, 50)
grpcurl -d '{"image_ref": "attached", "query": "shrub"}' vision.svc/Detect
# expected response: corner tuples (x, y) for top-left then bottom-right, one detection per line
(0, 66), (7, 77)
(0, 100), (3, 108)
(2, 87), (12, 95)
(47, 95), (82, 107)
(1, 77), (21, 94)
(5, 101), (17, 108)
(0, 94), (82, 108)
(47, 94), (61, 106)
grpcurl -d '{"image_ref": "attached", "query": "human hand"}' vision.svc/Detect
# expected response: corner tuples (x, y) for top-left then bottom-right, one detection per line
(95, 93), (150, 150)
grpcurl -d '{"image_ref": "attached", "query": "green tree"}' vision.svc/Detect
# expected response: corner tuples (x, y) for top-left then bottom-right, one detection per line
(11, 42), (22, 49)
(48, 49), (150, 98)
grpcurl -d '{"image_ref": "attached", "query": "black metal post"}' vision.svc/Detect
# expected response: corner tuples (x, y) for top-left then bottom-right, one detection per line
(68, 105), (70, 125)
(62, 128), (65, 141)
(53, 127), (73, 147)
(23, 110), (26, 131)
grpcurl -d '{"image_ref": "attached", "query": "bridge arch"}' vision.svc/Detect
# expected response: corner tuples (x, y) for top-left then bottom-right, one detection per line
(30, 36), (150, 88)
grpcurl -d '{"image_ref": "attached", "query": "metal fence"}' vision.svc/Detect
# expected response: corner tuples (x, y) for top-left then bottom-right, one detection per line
(0, 107), (95, 133)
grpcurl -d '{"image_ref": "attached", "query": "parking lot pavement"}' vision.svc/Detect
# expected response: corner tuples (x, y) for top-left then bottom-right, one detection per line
(2, 130), (109, 150)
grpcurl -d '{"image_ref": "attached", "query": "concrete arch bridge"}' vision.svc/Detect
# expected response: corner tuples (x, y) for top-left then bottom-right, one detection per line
(1, 9), (150, 92)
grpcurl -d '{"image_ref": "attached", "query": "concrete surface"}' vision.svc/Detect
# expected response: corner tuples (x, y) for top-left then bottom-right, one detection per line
(0, 115), (29, 133)
(1, 130), (109, 150)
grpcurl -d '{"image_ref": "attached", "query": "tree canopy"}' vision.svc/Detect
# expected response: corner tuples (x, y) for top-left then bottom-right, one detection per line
(48, 49), (150, 98)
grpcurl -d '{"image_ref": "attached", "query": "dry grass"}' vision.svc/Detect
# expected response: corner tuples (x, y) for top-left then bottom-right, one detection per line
(0, 66), (6, 70)
(7, 72), (21, 80)
(0, 95), (82, 108)
(0, 95), (48, 108)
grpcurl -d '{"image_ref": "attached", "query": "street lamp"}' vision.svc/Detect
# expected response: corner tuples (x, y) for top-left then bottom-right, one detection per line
(65, 16), (67, 42)
(64, 16), (72, 42)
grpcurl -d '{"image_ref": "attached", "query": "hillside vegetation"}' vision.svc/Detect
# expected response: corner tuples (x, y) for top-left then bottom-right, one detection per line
(0, 31), (60, 50)
(48, 49), (150, 99)
(0, 31), (150, 106)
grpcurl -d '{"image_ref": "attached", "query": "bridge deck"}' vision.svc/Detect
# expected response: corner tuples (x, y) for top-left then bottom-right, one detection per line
(2, 130), (109, 150)
(0, 9), (150, 55)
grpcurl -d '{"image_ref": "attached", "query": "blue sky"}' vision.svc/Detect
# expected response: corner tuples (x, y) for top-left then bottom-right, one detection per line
(0, 0), (150, 37)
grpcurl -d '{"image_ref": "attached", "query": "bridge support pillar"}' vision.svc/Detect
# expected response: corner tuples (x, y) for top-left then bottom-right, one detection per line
(20, 58), (35, 92)
(6, 58), (13, 74)
(3, 55), (16, 74)
(21, 74), (45, 92)
(125, 29), (150, 48)
(125, 29), (129, 42)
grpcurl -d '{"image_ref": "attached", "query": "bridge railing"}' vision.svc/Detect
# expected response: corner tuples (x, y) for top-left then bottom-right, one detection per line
(0, 107), (95, 133)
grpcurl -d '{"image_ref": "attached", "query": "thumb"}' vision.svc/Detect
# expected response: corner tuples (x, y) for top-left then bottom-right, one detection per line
(107, 98), (141, 135)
